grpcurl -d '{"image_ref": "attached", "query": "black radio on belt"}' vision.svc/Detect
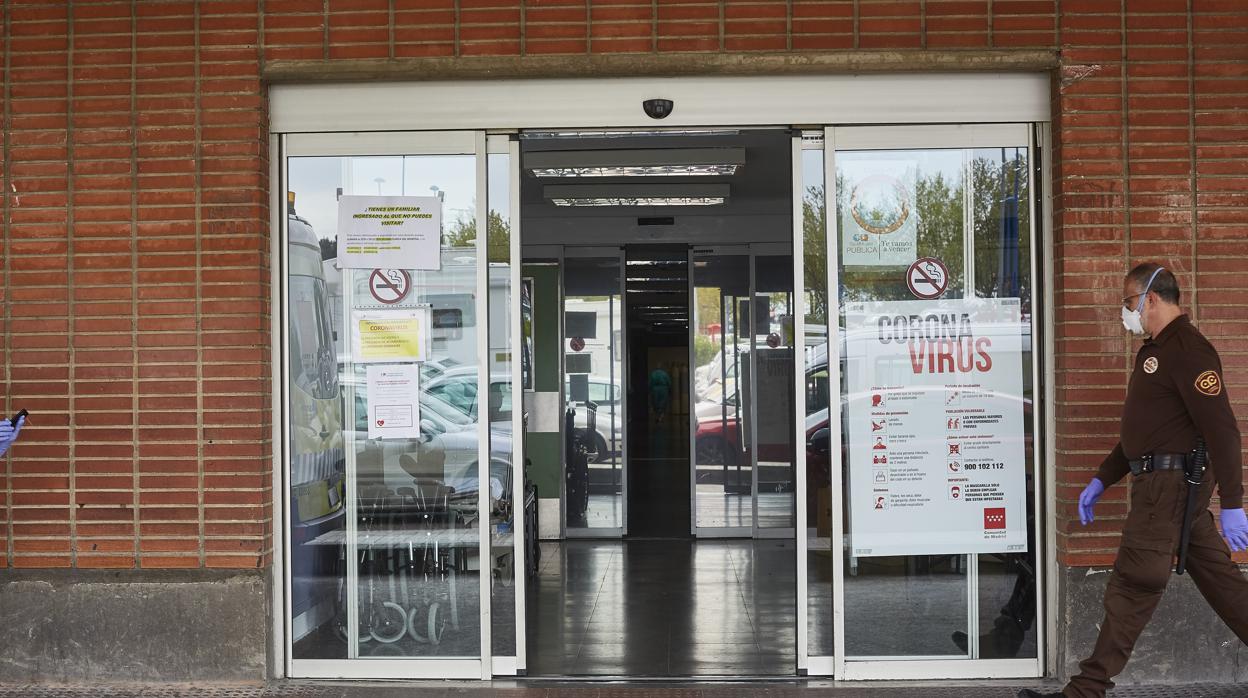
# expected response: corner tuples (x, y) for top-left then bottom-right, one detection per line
(1128, 452), (1190, 476)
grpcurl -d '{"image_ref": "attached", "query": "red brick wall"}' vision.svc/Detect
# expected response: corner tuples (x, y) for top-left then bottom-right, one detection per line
(2, 1), (1245, 570)
(1053, 1), (1248, 566)
(2, 1), (270, 569)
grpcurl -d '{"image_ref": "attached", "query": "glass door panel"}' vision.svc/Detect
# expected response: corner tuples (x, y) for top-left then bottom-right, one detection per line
(285, 135), (496, 676)
(971, 145), (1037, 661)
(752, 253), (797, 532)
(839, 148), (970, 657)
(486, 141), (520, 661)
(799, 139), (834, 660)
(347, 154), (483, 660)
(832, 136), (1038, 664)
(563, 254), (625, 533)
(690, 252), (752, 532)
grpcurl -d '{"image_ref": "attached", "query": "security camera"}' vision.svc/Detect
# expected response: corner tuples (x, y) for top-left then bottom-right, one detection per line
(643, 99), (674, 120)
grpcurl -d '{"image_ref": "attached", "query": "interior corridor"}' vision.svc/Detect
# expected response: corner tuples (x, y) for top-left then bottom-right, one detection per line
(526, 540), (796, 676)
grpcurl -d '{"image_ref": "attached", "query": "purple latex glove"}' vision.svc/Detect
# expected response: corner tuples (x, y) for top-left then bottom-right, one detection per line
(0, 414), (24, 458)
(1078, 478), (1105, 526)
(1220, 508), (1248, 552)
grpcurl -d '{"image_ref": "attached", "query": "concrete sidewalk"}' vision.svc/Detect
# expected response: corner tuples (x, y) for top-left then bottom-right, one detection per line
(0, 682), (1243, 697)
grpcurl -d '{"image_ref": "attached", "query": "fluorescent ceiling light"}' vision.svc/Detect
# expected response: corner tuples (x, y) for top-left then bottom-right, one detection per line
(544, 183), (729, 208)
(536, 165), (737, 178)
(527, 148), (745, 178)
(522, 129), (741, 139)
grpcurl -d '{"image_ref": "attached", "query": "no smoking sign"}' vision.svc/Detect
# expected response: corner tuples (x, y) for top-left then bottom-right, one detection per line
(906, 257), (949, 300)
(369, 269), (411, 305)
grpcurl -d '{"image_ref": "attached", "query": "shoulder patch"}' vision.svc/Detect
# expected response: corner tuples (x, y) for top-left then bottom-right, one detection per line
(1143, 356), (1159, 374)
(1195, 370), (1223, 396)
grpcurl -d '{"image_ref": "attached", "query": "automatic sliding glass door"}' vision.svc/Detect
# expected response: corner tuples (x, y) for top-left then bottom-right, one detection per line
(688, 244), (795, 538)
(283, 132), (522, 679)
(805, 124), (1042, 680)
(562, 250), (626, 537)
(690, 249), (752, 535)
(751, 249), (797, 537)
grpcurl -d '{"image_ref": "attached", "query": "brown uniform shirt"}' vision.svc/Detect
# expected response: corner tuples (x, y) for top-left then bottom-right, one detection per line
(1095, 314), (1244, 509)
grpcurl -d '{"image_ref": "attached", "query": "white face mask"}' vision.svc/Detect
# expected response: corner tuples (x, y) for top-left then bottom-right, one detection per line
(1121, 304), (1145, 336)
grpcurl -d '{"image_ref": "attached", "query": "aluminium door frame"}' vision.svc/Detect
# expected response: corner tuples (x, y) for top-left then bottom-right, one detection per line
(817, 123), (1045, 681)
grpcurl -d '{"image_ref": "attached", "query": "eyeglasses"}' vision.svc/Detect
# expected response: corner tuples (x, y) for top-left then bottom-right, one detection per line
(1122, 292), (1145, 310)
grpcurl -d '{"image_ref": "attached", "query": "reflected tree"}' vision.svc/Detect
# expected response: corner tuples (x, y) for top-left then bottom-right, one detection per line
(814, 153), (1030, 306)
(443, 209), (511, 262)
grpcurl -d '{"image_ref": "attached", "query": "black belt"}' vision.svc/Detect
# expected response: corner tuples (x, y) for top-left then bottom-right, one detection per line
(1129, 452), (1189, 476)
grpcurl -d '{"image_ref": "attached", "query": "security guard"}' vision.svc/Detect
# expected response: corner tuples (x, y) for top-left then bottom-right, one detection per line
(1020, 263), (1248, 698)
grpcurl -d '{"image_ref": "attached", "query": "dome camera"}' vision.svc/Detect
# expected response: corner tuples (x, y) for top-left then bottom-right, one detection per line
(643, 99), (674, 120)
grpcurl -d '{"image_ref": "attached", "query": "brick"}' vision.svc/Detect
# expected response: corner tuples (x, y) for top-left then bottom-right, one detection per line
(0, 1), (1243, 583)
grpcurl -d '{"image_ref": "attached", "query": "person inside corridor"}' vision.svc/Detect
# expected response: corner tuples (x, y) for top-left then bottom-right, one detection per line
(649, 366), (671, 423)
(0, 412), (25, 458)
(1020, 263), (1248, 698)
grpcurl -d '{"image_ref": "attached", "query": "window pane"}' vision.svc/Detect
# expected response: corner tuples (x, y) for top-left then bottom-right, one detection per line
(564, 257), (624, 531)
(287, 153), (484, 661)
(753, 254), (796, 530)
(971, 146), (1037, 660)
(801, 145), (835, 658)
(487, 150), (518, 657)
(838, 148), (970, 657)
(692, 253), (752, 529)
(836, 143), (1037, 660)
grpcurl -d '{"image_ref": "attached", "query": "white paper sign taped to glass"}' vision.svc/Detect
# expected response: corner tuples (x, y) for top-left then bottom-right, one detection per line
(351, 308), (432, 364)
(366, 364), (421, 440)
(841, 160), (918, 267)
(337, 195), (442, 270)
(845, 298), (1028, 557)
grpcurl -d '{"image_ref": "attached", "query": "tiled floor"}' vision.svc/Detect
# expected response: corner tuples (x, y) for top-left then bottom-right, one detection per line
(526, 539), (798, 677)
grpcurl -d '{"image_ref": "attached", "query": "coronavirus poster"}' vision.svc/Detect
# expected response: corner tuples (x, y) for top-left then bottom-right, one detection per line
(845, 297), (1028, 557)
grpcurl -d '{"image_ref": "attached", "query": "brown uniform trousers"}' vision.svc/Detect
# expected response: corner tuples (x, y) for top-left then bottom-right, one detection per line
(1065, 469), (1248, 698)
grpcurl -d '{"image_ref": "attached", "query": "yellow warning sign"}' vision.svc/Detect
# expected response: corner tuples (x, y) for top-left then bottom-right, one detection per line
(352, 309), (430, 364)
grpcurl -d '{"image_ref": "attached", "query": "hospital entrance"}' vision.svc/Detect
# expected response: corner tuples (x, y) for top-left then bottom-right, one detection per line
(278, 93), (1043, 680)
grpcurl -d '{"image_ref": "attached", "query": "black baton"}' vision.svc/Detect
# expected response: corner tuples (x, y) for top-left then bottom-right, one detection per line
(1176, 437), (1208, 575)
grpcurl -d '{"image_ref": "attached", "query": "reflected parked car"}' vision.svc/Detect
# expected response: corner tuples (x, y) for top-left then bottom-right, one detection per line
(426, 367), (624, 464)
(345, 370), (511, 510)
(564, 375), (624, 462)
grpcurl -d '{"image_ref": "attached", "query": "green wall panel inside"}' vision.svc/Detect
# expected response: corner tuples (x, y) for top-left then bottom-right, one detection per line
(523, 263), (562, 498)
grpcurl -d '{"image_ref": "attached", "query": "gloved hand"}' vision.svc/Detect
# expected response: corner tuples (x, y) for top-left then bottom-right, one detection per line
(1078, 478), (1105, 526)
(1220, 508), (1248, 552)
(0, 415), (24, 458)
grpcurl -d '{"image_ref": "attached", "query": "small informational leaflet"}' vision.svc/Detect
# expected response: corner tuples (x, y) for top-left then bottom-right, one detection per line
(846, 297), (1028, 557)
(366, 364), (421, 440)
(337, 195), (442, 270)
(841, 160), (918, 267)
(352, 307), (432, 364)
